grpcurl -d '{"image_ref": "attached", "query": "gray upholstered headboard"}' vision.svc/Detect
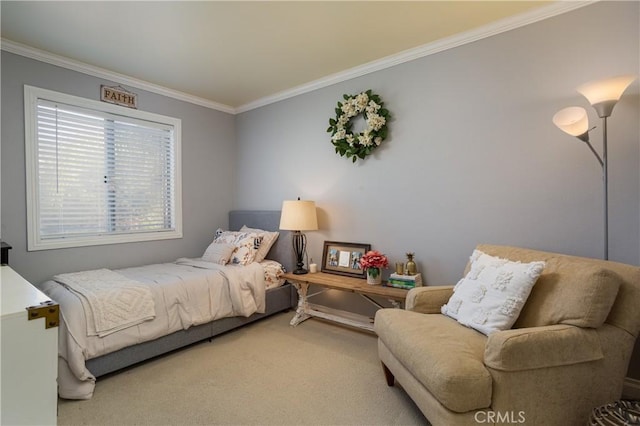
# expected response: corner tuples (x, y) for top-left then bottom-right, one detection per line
(229, 210), (294, 273)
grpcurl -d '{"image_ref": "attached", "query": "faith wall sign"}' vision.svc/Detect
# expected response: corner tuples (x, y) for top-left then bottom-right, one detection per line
(101, 85), (138, 109)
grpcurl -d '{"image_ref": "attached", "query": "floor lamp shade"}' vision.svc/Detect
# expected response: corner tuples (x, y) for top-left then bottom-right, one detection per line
(279, 200), (318, 274)
(577, 74), (637, 117)
(553, 107), (590, 140)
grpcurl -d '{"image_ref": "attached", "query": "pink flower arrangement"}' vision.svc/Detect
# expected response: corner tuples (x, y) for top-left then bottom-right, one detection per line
(359, 250), (389, 270)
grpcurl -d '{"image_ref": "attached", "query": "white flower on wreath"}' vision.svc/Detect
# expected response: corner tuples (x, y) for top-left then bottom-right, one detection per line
(341, 100), (357, 117)
(332, 128), (346, 142)
(355, 92), (369, 112)
(360, 130), (373, 147)
(366, 100), (381, 114)
(346, 134), (355, 146)
(367, 113), (386, 131)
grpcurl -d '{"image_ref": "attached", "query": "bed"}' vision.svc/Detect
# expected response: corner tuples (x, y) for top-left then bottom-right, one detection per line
(36, 210), (296, 400)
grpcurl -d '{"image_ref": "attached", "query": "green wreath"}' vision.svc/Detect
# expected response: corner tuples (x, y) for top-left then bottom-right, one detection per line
(327, 90), (391, 163)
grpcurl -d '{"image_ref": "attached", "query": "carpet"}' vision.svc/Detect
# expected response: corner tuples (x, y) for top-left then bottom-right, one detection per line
(57, 312), (427, 425)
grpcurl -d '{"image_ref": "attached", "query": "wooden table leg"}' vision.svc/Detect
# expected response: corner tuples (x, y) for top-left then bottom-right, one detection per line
(290, 281), (311, 326)
(388, 298), (401, 309)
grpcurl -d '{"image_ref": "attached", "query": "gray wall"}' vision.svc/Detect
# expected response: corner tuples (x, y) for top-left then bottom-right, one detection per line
(235, 3), (640, 378)
(236, 1), (639, 279)
(1, 51), (236, 284)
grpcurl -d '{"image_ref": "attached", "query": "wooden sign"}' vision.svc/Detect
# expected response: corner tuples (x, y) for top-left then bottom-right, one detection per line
(101, 85), (138, 109)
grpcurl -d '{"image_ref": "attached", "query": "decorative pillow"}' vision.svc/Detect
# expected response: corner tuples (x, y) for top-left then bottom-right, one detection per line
(213, 229), (262, 265)
(213, 228), (258, 245)
(240, 225), (279, 263)
(202, 242), (236, 265)
(441, 250), (545, 335)
(260, 259), (286, 290)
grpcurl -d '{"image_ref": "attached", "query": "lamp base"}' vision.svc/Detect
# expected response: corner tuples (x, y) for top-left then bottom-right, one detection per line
(291, 231), (308, 275)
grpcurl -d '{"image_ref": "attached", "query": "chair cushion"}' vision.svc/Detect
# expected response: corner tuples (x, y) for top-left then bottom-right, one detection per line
(475, 246), (623, 329)
(374, 309), (491, 413)
(515, 258), (620, 328)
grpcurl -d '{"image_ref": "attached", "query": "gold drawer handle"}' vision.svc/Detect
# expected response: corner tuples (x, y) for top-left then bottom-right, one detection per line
(26, 301), (59, 329)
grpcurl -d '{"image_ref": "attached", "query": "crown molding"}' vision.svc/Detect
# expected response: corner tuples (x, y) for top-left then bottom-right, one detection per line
(1, 38), (236, 114)
(235, 0), (596, 113)
(2, 1), (595, 115)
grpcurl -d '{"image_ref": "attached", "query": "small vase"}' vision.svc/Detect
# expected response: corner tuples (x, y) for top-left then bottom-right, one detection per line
(406, 253), (417, 276)
(366, 267), (382, 285)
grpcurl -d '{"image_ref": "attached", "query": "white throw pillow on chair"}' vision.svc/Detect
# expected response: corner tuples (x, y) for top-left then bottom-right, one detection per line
(441, 249), (545, 335)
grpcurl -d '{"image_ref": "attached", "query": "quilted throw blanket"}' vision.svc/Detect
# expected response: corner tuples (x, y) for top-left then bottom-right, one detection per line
(54, 269), (156, 337)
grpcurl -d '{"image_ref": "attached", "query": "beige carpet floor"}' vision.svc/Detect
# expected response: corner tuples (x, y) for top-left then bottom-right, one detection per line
(57, 312), (428, 425)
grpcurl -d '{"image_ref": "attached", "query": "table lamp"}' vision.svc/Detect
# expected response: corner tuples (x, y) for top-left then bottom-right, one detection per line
(279, 198), (318, 274)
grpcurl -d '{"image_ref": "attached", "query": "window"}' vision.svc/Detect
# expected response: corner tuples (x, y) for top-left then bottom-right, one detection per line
(25, 86), (182, 250)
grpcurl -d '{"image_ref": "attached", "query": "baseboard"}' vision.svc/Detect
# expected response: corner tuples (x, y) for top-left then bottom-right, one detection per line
(623, 377), (640, 400)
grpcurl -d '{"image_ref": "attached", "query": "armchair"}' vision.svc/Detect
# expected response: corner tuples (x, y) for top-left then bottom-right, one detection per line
(374, 245), (640, 425)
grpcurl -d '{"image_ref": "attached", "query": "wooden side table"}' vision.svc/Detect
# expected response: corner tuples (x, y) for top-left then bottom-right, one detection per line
(282, 271), (408, 332)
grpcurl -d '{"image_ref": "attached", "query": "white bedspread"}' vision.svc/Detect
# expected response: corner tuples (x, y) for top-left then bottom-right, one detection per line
(38, 260), (265, 400)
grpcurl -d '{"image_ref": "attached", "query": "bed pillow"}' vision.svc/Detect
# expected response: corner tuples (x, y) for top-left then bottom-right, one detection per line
(240, 225), (279, 263)
(441, 249), (545, 335)
(230, 234), (261, 265)
(260, 259), (286, 290)
(213, 228), (262, 248)
(202, 242), (236, 265)
(213, 229), (262, 265)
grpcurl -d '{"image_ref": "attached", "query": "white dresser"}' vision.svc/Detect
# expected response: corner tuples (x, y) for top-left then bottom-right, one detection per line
(1, 265), (58, 425)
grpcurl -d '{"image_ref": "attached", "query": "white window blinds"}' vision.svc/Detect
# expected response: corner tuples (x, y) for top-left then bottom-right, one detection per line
(25, 86), (182, 250)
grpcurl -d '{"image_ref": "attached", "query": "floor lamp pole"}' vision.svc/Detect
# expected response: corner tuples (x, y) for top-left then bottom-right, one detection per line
(602, 116), (609, 261)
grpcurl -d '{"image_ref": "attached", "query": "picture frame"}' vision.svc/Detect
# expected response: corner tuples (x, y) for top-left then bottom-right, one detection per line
(321, 241), (371, 278)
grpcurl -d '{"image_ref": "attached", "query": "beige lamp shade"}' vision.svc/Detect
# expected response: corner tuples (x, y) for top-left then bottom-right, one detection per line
(553, 107), (589, 137)
(576, 74), (637, 117)
(279, 200), (318, 231)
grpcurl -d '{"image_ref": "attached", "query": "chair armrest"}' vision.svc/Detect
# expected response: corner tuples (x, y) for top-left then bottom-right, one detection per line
(405, 286), (454, 314)
(484, 324), (603, 371)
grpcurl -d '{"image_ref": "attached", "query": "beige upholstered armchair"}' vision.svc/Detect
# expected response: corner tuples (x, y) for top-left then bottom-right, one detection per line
(374, 245), (640, 425)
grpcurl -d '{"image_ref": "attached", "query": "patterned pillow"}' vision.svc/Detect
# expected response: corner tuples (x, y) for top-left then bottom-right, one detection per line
(441, 249), (545, 335)
(213, 229), (262, 265)
(213, 229), (252, 245)
(240, 226), (279, 263)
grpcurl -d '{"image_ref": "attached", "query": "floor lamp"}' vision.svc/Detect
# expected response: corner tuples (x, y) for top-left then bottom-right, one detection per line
(279, 198), (318, 274)
(553, 75), (637, 260)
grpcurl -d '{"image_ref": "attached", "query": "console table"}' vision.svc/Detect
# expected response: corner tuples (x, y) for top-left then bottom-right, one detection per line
(282, 271), (408, 332)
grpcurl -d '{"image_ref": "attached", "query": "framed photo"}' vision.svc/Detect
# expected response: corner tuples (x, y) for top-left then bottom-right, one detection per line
(321, 241), (371, 278)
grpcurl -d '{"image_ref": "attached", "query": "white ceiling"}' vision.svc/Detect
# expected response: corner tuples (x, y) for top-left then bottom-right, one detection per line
(2, 1), (584, 113)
